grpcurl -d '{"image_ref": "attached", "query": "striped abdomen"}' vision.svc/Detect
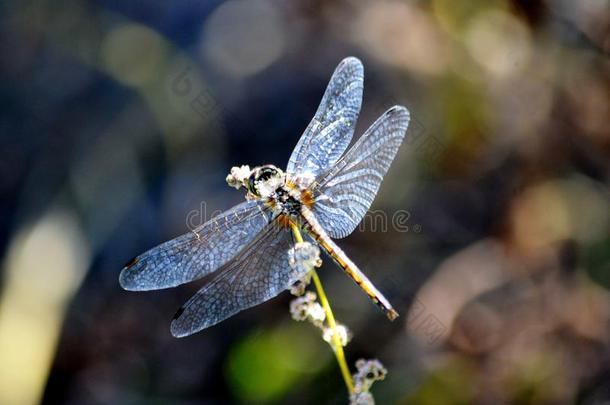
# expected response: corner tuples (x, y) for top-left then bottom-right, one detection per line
(299, 205), (398, 320)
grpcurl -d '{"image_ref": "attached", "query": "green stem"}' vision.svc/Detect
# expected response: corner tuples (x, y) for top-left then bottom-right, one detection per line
(290, 223), (355, 395)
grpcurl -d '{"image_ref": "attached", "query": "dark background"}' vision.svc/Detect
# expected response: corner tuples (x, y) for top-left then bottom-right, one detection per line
(1, 0), (609, 404)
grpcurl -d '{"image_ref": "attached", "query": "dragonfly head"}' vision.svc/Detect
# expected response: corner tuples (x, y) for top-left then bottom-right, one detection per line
(247, 165), (284, 198)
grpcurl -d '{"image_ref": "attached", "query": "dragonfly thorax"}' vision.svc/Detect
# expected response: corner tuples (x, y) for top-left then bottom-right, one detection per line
(273, 186), (303, 216)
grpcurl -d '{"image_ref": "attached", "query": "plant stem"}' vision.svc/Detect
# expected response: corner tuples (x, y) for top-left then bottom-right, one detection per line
(290, 223), (355, 395)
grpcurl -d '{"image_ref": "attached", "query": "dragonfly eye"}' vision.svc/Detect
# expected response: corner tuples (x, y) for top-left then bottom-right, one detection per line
(257, 166), (278, 181)
(248, 165), (282, 196)
(247, 173), (258, 195)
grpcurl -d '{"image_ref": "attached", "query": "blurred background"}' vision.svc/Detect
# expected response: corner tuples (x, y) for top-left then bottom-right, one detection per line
(1, 0), (609, 403)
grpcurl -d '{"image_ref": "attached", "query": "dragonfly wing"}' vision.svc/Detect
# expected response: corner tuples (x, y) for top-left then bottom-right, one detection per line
(171, 219), (304, 336)
(313, 106), (410, 238)
(286, 57), (363, 178)
(119, 200), (273, 291)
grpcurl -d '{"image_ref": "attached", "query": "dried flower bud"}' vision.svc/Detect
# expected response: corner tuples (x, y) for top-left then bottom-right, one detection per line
(289, 272), (312, 296)
(322, 324), (352, 347)
(352, 358), (387, 394)
(289, 291), (325, 326)
(288, 242), (322, 275)
(226, 165), (251, 190)
(349, 391), (374, 405)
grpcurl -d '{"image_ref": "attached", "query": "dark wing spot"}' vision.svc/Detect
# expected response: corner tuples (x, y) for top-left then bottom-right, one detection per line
(124, 256), (139, 269)
(173, 306), (185, 320)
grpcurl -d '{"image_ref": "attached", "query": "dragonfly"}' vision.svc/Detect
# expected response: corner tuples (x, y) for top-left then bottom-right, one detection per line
(120, 57), (410, 337)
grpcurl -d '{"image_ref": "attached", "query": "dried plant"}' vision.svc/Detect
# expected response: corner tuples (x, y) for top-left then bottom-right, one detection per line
(288, 225), (387, 403)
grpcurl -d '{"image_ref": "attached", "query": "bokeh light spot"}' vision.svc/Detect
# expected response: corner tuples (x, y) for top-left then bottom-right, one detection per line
(101, 23), (166, 87)
(465, 11), (532, 78)
(0, 210), (89, 405)
(225, 323), (327, 402)
(202, 0), (285, 78)
(353, 1), (449, 75)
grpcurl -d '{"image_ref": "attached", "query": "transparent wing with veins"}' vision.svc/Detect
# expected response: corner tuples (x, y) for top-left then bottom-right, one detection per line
(119, 200), (273, 291)
(286, 57), (363, 179)
(170, 218), (306, 337)
(120, 57), (409, 334)
(312, 106), (410, 238)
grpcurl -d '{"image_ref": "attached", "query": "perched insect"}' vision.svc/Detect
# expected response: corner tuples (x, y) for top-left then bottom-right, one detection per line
(120, 57), (410, 337)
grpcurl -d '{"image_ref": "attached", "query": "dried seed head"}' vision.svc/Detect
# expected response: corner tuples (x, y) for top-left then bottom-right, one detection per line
(288, 242), (322, 274)
(349, 391), (374, 405)
(226, 165), (251, 190)
(289, 291), (325, 326)
(322, 324), (352, 348)
(289, 272), (312, 296)
(353, 358), (387, 394)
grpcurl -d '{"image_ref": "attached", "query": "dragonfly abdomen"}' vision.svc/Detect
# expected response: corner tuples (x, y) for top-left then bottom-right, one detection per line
(299, 206), (399, 321)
